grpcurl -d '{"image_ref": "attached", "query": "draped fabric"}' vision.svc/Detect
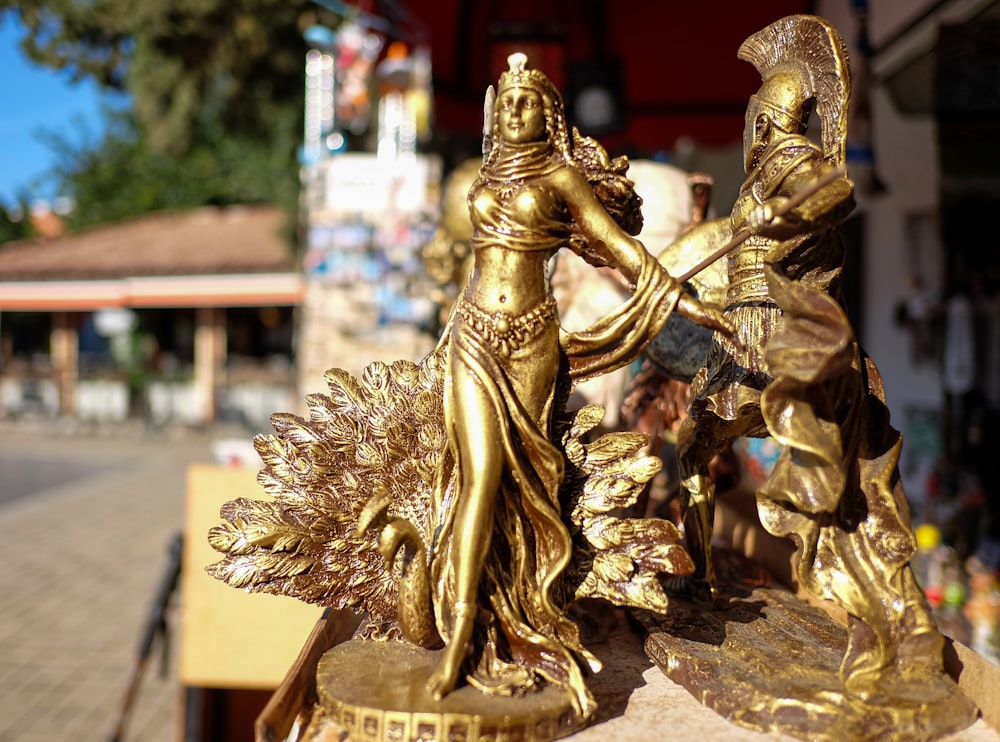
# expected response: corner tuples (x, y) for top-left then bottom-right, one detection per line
(469, 144), (570, 256)
(757, 261), (941, 695)
(430, 315), (597, 715)
(480, 140), (562, 182)
(561, 252), (682, 382)
(426, 246), (682, 717)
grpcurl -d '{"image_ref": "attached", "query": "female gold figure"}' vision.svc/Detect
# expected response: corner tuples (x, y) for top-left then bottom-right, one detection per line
(208, 51), (733, 732)
(425, 52), (732, 712)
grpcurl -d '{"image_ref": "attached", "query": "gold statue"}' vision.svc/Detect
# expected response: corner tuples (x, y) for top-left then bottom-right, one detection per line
(207, 52), (732, 738)
(670, 13), (854, 600)
(656, 14), (977, 734)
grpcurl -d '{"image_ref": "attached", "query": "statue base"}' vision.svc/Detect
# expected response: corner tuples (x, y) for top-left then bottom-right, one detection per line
(258, 548), (996, 742)
(640, 582), (980, 742)
(307, 639), (581, 742)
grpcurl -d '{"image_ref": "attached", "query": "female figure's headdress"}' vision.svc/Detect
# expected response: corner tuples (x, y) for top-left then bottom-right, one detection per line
(477, 52), (643, 260)
(483, 53), (574, 166)
(497, 52), (561, 102)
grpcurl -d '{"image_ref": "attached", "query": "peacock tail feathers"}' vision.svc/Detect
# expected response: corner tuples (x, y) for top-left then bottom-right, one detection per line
(206, 350), (448, 624)
(208, 353), (689, 627)
(560, 404), (694, 614)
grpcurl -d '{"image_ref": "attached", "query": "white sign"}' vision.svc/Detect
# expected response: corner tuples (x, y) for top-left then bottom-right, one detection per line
(318, 153), (439, 220)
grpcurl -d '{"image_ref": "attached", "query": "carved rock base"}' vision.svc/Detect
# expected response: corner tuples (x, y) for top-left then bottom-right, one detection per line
(308, 639), (580, 742)
(640, 583), (980, 742)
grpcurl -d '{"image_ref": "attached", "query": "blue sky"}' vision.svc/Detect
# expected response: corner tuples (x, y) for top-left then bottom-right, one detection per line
(0, 16), (114, 206)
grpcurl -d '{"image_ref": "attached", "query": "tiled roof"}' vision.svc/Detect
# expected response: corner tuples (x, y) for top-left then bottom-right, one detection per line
(0, 205), (294, 280)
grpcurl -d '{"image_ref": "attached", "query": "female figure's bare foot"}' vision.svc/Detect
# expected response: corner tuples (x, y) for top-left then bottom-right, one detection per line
(426, 641), (465, 700)
(426, 601), (476, 700)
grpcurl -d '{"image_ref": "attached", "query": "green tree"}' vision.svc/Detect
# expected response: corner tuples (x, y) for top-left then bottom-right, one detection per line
(1, 0), (341, 228)
(0, 198), (31, 244)
(5, 0), (323, 152)
(42, 107), (302, 228)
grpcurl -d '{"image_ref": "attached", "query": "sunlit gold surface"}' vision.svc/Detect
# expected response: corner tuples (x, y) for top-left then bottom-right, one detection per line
(209, 50), (730, 736)
(206, 27), (976, 740)
(206, 355), (444, 635)
(313, 640), (579, 742)
(661, 14), (977, 735)
(668, 14), (857, 598)
(643, 580), (978, 742)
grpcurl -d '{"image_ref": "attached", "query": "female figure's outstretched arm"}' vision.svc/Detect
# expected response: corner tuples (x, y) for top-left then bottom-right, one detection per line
(551, 165), (735, 338)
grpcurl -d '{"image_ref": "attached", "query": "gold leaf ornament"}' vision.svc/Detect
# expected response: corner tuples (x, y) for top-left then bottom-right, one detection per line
(559, 405), (691, 614)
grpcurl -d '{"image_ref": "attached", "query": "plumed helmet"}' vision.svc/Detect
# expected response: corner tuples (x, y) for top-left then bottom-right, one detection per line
(738, 15), (851, 165)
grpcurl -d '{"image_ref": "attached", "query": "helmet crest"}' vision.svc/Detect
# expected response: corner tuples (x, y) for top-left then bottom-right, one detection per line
(738, 15), (851, 164)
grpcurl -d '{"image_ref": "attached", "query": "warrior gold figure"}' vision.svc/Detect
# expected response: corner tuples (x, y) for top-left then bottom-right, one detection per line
(671, 13), (856, 603)
(646, 14), (978, 740)
(207, 52), (732, 740)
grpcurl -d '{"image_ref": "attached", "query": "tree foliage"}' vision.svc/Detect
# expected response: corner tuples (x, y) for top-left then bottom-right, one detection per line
(0, 200), (31, 244)
(4, 0), (324, 151)
(42, 108), (301, 229)
(1, 0), (341, 229)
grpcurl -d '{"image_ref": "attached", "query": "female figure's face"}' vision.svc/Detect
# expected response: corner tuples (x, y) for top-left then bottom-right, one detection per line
(498, 88), (546, 144)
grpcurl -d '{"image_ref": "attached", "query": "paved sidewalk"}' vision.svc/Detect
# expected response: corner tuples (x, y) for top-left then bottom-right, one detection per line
(0, 425), (225, 742)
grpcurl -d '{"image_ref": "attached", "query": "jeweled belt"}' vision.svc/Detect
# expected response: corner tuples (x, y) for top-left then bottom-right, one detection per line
(456, 294), (557, 357)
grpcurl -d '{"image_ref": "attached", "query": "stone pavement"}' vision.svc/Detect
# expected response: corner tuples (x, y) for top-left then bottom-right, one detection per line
(0, 423), (222, 742)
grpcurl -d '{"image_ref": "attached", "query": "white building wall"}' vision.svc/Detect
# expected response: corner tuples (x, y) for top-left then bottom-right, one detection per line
(817, 0), (948, 504)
